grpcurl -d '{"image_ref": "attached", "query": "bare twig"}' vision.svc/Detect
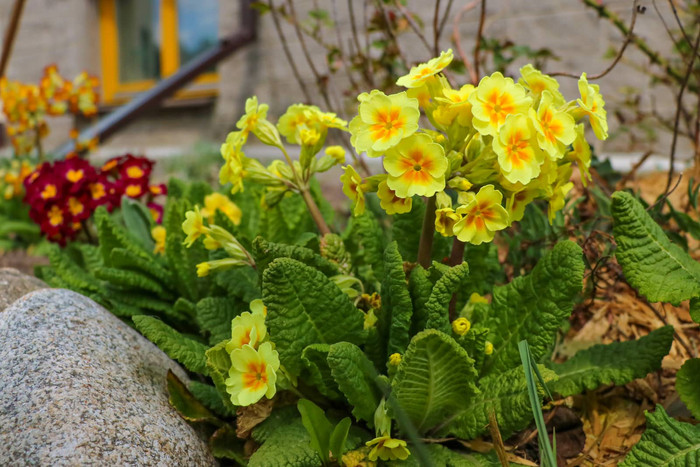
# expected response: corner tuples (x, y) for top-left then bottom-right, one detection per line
(473, 0), (487, 81)
(433, 0), (442, 56)
(667, 0), (693, 48)
(348, 0), (374, 87)
(665, 27), (700, 194)
(0, 0), (26, 78)
(437, 0), (455, 45)
(268, 1), (312, 102)
(488, 411), (510, 467)
(639, 294), (696, 357)
(394, 1), (433, 54)
(651, 0), (682, 55)
(452, 0), (480, 85)
(375, 0), (407, 65)
(550, 0), (640, 80)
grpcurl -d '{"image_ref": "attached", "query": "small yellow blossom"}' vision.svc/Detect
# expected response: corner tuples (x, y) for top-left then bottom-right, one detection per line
(435, 207), (460, 237)
(397, 49), (453, 88)
(518, 64), (564, 104)
(506, 187), (539, 223)
(226, 311), (267, 351)
(433, 84), (475, 126)
(325, 145), (346, 164)
(364, 309), (378, 329)
(383, 133), (447, 198)
(225, 342), (280, 406)
(566, 124), (592, 185)
(201, 192), (242, 226)
(470, 72), (532, 137)
(236, 96), (268, 137)
(377, 179), (412, 215)
(492, 113), (544, 185)
(277, 103), (320, 144)
(469, 293), (489, 304)
(350, 90), (420, 155)
(452, 317), (471, 336)
(366, 436), (411, 462)
(576, 73), (608, 140)
(530, 90), (576, 159)
(151, 226), (166, 255)
(406, 85), (432, 109)
(219, 138), (246, 193)
(546, 163), (574, 223)
(196, 262), (211, 277)
(182, 206), (207, 247)
(389, 353), (402, 366)
(453, 185), (510, 245)
(341, 165), (366, 216)
(485, 341), (494, 355)
(250, 299), (267, 317)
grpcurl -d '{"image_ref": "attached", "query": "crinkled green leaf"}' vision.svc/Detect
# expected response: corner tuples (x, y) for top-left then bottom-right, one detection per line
(195, 297), (244, 345)
(425, 262), (470, 334)
(166, 370), (220, 425)
(456, 327), (489, 373)
(380, 242), (413, 358)
(328, 342), (382, 426)
(252, 236), (340, 278)
(390, 444), (503, 466)
(677, 358), (700, 420)
(482, 241), (584, 376)
(208, 424), (247, 463)
(205, 341), (236, 411)
(188, 380), (235, 418)
(343, 210), (385, 282)
(249, 407), (322, 467)
(548, 326), (673, 397)
(213, 264), (260, 302)
(691, 297), (700, 324)
(392, 197), (450, 262)
(392, 330), (479, 434)
(121, 197), (156, 251)
(46, 245), (103, 295)
(621, 405), (700, 466)
(95, 267), (170, 298)
(612, 191), (700, 305)
(408, 265), (432, 337)
(258, 192), (316, 245)
(301, 344), (342, 400)
(94, 206), (151, 265)
(463, 243), (505, 296)
(132, 315), (208, 375)
(109, 247), (173, 285)
(262, 258), (365, 376)
(448, 365), (558, 440)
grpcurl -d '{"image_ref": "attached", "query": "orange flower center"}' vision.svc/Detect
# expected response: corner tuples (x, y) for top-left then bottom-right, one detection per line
(41, 184), (57, 200)
(242, 361), (268, 391)
(125, 184), (142, 197)
(48, 206), (63, 226)
(126, 166), (144, 178)
(370, 107), (405, 142)
(484, 90), (516, 126)
(66, 169), (84, 183)
(90, 182), (106, 200)
(68, 197), (84, 216)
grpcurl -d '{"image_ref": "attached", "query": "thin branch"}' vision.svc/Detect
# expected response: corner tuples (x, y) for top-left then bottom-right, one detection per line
(347, 0), (373, 87)
(550, 0), (640, 80)
(437, 0), (455, 45)
(473, 0), (487, 81)
(667, 0), (693, 48)
(375, 0), (407, 65)
(651, 0), (682, 54)
(433, 0), (442, 56)
(394, 1), (433, 54)
(665, 26), (700, 194)
(268, 1), (311, 102)
(452, 0), (480, 85)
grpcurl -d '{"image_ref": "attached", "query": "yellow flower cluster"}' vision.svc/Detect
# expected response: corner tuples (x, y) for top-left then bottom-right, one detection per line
(342, 51), (608, 244)
(0, 158), (34, 200)
(224, 299), (280, 406)
(1, 65), (99, 155)
(218, 96), (348, 202)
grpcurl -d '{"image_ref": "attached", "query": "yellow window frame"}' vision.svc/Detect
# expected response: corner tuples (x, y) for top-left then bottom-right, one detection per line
(98, 0), (218, 105)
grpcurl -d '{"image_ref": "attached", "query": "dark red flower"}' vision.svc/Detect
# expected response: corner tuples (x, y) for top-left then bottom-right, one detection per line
(119, 154), (153, 181)
(147, 202), (164, 224)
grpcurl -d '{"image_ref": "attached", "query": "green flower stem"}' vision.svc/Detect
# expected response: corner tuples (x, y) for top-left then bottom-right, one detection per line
(279, 145), (332, 236)
(417, 195), (437, 268)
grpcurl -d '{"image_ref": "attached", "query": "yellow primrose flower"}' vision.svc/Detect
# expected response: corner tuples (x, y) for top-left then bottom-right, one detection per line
(151, 226), (166, 255)
(470, 72), (532, 137)
(277, 103), (320, 144)
(182, 206), (207, 247)
(547, 163), (574, 223)
(406, 85), (432, 109)
(236, 96), (268, 137)
(389, 353), (402, 366)
(506, 187), (539, 223)
(225, 342), (279, 406)
(341, 165), (366, 216)
(485, 341), (494, 355)
(366, 436), (411, 462)
(492, 113), (544, 185)
(396, 49), (453, 88)
(469, 292), (489, 304)
(250, 299), (267, 317)
(434, 84), (475, 126)
(530, 90), (576, 159)
(566, 124), (592, 185)
(452, 317), (471, 336)
(350, 90), (420, 155)
(325, 145), (346, 164)
(518, 64), (564, 105)
(196, 262), (211, 277)
(201, 192), (243, 226)
(342, 448), (376, 467)
(453, 185), (510, 245)
(377, 179), (412, 215)
(435, 207), (460, 237)
(226, 311), (267, 351)
(383, 133), (447, 198)
(576, 73), (608, 140)
(219, 140), (246, 193)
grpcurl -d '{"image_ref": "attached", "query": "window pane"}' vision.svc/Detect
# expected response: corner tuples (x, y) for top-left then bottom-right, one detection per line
(177, 0), (219, 66)
(116, 0), (161, 83)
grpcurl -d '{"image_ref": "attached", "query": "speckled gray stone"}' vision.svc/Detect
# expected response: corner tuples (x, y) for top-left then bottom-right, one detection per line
(0, 267), (47, 312)
(0, 289), (217, 466)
